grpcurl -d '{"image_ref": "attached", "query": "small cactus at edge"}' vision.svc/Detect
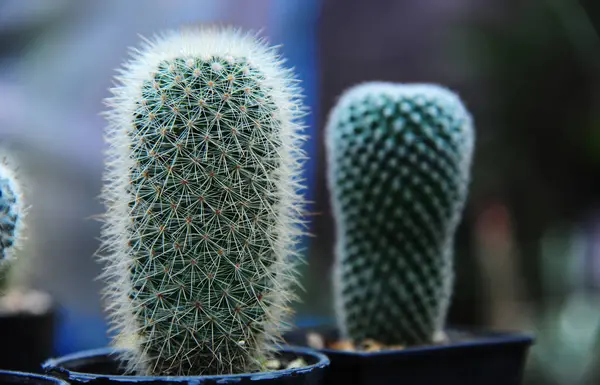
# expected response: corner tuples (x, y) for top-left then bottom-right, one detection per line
(100, 27), (307, 376)
(0, 159), (25, 271)
(326, 82), (474, 346)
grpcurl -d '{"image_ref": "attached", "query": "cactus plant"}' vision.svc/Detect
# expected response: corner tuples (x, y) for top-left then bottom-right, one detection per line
(100, 27), (307, 376)
(326, 82), (474, 346)
(0, 159), (25, 277)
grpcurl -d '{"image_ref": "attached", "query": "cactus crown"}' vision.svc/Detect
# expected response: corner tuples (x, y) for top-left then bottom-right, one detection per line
(0, 159), (25, 274)
(327, 82), (474, 346)
(100, 27), (307, 376)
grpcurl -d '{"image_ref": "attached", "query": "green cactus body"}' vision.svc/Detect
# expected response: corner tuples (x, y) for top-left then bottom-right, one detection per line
(101, 28), (306, 376)
(0, 161), (24, 269)
(326, 82), (474, 346)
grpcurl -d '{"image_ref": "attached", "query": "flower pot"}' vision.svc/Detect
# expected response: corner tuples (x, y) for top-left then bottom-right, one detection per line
(284, 326), (534, 385)
(0, 291), (55, 373)
(42, 346), (330, 385)
(0, 370), (69, 385)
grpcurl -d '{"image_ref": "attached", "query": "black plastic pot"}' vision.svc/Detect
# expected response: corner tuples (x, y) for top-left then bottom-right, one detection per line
(43, 346), (330, 385)
(0, 370), (69, 385)
(284, 326), (534, 385)
(0, 307), (55, 373)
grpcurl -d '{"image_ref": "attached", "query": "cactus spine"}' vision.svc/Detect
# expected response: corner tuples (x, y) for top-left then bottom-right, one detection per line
(327, 82), (474, 346)
(0, 159), (25, 273)
(100, 27), (306, 376)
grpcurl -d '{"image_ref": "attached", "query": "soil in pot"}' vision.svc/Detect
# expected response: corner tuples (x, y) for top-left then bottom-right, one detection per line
(284, 326), (534, 385)
(0, 290), (55, 373)
(43, 346), (330, 385)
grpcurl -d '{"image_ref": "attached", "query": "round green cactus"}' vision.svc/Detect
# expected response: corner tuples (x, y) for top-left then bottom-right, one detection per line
(100, 28), (306, 376)
(327, 82), (474, 346)
(0, 160), (25, 270)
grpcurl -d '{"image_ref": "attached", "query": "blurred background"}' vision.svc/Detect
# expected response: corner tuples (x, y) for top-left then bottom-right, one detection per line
(0, 0), (599, 384)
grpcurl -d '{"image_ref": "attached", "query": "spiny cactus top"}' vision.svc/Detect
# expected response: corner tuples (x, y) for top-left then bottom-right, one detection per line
(100, 27), (307, 376)
(0, 160), (24, 270)
(327, 82), (474, 346)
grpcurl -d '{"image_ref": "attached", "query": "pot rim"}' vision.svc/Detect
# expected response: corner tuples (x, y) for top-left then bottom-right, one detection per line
(43, 345), (330, 383)
(292, 326), (535, 358)
(0, 370), (70, 384)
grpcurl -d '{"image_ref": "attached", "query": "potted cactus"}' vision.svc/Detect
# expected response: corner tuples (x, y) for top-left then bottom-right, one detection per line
(285, 82), (533, 385)
(0, 158), (55, 372)
(0, 370), (69, 385)
(42, 27), (329, 384)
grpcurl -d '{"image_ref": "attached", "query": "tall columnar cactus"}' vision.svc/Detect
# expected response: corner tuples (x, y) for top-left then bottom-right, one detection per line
(0, 160), (25, 272)
(327, 82), (474, 346)
(100, 27), (306, 376)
